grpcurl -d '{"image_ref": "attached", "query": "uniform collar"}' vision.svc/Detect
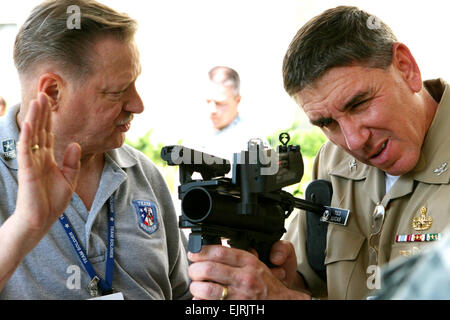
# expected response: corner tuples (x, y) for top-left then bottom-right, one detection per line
(105, 145), (138, 169)
(412, 79), (450, 184)
(329, 155), (385, 204)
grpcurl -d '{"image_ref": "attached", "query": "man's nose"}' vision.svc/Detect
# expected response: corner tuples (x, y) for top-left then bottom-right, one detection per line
(339, 117), (370, 151)
(124, 83), (144, 114)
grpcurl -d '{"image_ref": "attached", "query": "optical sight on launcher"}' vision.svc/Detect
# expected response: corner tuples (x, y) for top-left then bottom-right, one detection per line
(161, 133), (349, 266)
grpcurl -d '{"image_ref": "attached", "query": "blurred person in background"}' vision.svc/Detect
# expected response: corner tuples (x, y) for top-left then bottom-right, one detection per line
(207, 66), (241, 134)
(185, 66), (268, 162)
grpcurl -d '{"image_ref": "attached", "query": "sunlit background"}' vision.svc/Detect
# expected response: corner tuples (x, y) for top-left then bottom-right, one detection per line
(1, 0), (449, 145)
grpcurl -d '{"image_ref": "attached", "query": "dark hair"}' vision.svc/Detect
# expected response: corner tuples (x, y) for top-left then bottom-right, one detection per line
(14, 0), (137, 81)
(282, 6), (397, 96)
(208, 66), (240, 96)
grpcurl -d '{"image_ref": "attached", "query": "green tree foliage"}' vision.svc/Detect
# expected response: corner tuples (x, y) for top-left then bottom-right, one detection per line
(267, 122), (327, 158)
(125, 130), (166, 166)
(125, 130), (179, 192)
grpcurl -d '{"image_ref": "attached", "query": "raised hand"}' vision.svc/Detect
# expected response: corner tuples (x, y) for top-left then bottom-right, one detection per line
(0, 93), (81, 289)
(15, 92), (81, 236)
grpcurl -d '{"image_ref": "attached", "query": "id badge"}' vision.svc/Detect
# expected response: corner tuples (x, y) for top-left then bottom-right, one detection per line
(89, 292), (125, 300)
(320, 206), (350, 226)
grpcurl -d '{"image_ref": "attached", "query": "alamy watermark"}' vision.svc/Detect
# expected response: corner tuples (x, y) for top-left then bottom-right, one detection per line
(169, 144), (280, 176)
(366, 265), (381, 290)
(366, 15), (382, 30)
(66, 265), (81, 290)
(67, 5), (81, 30)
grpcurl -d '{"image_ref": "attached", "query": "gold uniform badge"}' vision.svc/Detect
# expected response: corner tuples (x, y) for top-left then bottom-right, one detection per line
(412, 207), (432, 231)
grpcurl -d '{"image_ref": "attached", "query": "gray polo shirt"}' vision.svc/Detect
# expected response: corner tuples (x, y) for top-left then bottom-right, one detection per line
(0, 104), (191, 300)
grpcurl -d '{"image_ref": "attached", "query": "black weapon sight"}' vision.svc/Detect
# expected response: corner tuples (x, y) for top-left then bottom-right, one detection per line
(161, 133), (334, 266)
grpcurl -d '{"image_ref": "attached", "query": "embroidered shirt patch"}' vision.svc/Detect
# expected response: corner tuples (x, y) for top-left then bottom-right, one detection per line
(2, 139), (16, 160)
(133, 200), (159, 235)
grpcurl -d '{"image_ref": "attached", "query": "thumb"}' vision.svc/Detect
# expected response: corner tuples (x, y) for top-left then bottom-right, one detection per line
(61, 142), (81, 189)
(270, 240), (293, 266)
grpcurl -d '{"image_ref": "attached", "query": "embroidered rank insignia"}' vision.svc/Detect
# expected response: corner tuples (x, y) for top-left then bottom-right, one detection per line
(2, 139), (16, 161)
(395, 233), (441, 242)
(133, 200), (159, 235)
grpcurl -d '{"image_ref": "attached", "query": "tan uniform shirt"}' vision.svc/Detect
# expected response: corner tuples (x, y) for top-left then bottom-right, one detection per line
(285, 79), (450, 299)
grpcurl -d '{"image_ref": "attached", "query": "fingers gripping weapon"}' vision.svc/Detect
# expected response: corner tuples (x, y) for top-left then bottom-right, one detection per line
(161, 133), (349, 266)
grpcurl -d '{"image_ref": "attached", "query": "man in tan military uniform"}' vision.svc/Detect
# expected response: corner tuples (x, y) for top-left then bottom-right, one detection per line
(286, 78), (450, 299)
(186, 6), (450, 300)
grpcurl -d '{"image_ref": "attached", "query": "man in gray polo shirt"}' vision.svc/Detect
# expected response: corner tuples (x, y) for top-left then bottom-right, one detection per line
(0, 0), (191, 299)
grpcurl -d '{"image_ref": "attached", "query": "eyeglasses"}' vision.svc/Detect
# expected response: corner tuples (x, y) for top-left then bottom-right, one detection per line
(368, 204), (386, 267)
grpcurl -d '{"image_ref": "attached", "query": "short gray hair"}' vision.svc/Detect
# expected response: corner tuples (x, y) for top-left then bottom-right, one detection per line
(283, 6), (397, 96)
(14, 0), (138, 81)
(208, 66), (240, 97)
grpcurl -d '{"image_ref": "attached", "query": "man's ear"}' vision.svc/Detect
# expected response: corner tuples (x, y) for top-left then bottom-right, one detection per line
(391, 42), (422, 93)
(37, 73), (64, 111)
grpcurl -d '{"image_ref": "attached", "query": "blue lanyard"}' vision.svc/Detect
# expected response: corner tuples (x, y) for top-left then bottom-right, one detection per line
(59, 196), (115, 295)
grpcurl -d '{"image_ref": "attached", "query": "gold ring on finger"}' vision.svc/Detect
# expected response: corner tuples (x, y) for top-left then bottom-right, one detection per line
(220, 285), (228, 300)
(31, 144), (40, 151)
